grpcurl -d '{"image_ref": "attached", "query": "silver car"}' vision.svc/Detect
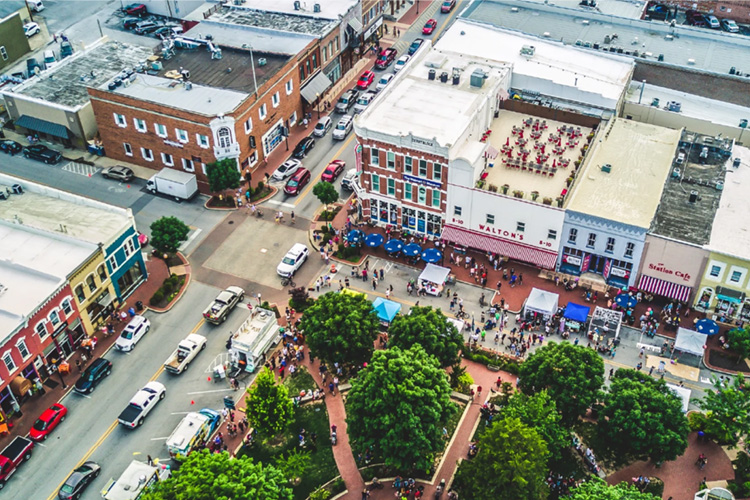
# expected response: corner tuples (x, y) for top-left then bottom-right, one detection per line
(102, 165), (135, 182)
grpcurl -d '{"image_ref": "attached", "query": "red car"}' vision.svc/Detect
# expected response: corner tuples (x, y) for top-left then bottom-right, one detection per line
(441, 0), (456, 13)
(125, 3), (147, 16)
(29, 403), (67, 441)
(321, 160), (346, 183)
(423, 19), (437, 35)
(356, 70), (375, 90)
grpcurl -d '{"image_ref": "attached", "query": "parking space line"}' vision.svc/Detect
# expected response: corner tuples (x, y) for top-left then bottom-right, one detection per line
(62, 162), (100, 177)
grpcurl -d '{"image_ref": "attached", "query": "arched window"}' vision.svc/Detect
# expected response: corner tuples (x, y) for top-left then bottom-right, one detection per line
(218, 127), (232, 148)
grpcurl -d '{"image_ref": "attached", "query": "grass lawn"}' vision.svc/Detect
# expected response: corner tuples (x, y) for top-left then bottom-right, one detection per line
(283, 366), (318, 397)
(240, 402), (337, 500)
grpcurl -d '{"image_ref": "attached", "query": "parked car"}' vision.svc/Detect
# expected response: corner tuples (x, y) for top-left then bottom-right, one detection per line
(332, 115), (353, 140)
(284, 168), (311, 195)
(124, 3), (147, 16)
(441, 0), (456, 13)
(272, 159), (302, 181)
(135, 21), (161, 35)
(375, 47), (397, 70)
(117, 381), (166, 428)
(153, 25), (183, 38)
(0, 437), (34, 490)
(277, 243), (309, 277)
(423, 19), (437, 35)
(123, 17), (141, 30)
(58, 461), (100, 500)
(341, 168), (360, 191)
(202, 286), (244, 324)
(313, 116), (333, 137)
(394, 55), (411, 73)
(353, 90), (376, 114)
(74, 358), (112, 394)
(356, 70), (375, 90)
(102, 165), (134, 182)
(23, 22), (40, 37)
(685, 10), (707, 26)
(645, 2), (670, 21)
(408, 38), (424, 55)
(291, 136), (315, 159)
(705, 14), (720, 29)
(29, 403), (67, 441)
(335, 89), (359, 113)
(0, 140), (22, 155)
(321, 159), (346, 182)
(114, 315), (150, 352)
(23, 144), (62, 164)
(376, 74), (394, 92)
(721, 18), (740, 33)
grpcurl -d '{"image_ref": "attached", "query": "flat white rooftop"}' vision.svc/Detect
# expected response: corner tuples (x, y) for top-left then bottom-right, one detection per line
(708, 146), (750, 259)
(232, 0), (357, 19)
(101, 73), (248, 116)
(566, 118), (681, 228)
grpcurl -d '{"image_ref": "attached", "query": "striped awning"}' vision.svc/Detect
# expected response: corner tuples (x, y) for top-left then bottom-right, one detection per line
(637, 274), (691, 303)
(483, 145), (499, 159)
(441, 225), (558, 269)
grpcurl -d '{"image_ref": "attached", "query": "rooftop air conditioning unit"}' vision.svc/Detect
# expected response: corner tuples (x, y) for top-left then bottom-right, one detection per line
(511, 7), (519, 12)
(470, 69), (486, 88)
(314, 3), (320, 12)
(520, 45), (535, 57)
(582, 20), (590, 25)
(440, 72), (448, 83)
(293, 1), (300, 10)
(428, 69), (436, 81)
(688, 191), (698, 203)
(601, 164), (612, 173)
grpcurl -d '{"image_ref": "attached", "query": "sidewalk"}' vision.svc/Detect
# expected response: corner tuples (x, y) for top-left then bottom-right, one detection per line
(0, 255), (171, 445)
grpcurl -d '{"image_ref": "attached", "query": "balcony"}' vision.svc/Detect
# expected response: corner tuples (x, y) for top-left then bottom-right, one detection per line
(214, 142), (240, 160)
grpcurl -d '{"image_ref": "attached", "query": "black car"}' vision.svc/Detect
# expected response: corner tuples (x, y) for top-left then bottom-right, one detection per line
(292, 136), (315, 159)
(74, 358), (112, 394)
(58, 461), (101, 500)
(0, 140), (22, 155)
(408, 38), (424, 55)
(23, 144), (62, 164)
(122, 17), (141, 30)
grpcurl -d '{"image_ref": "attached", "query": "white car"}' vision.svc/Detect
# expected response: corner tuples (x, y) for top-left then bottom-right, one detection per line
(313, 116), (332, 137)
(24, 22), (40, 37)
(394, 55), (411, 73)
(115, 315), (150, 352)
(117, 381), (166, 428)
(272, 159), (302, 181)
(376, 74), (394, 92)
(353, 91), (376, 114)
(277, 243), (309, 277)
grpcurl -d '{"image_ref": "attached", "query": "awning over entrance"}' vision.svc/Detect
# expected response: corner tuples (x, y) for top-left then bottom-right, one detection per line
(716, 286), (745, 304)
(15, 115), (70, 139)
(300, 71), (333, 104)
(441, 225), (558, 269)
(347, 16), (363, 34)
(637, 274), (691, 303)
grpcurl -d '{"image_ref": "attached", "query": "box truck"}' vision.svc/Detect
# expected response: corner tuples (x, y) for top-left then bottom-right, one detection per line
(146, 168), (198, 201)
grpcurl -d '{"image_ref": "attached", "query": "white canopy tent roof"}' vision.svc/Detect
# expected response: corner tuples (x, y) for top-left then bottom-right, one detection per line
(674, 327), (707, 357)
(523, 288), (559, 317)
(419, 263), (451, 285)
(666, 383), (692, 413)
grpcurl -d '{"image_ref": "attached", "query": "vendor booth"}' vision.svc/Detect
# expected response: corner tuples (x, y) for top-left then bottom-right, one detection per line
(562, 302), (590, 333)
(372, 297), (401, 327)
(522, 288), (559, 320)
(666, 383), (692, 413)
(418, 264), (451, 297)
(672, 327), (707, 360)
(587, 306), (623, 339)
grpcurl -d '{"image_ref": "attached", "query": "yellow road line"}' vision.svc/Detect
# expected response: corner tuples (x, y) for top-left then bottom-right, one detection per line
(294, 134), (355, 205)
(45, 316), (206, 500)
(432, 3), (462, 41)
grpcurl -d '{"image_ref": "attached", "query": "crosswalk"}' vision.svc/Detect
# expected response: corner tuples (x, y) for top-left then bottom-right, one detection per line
(62, 161), (100, 177)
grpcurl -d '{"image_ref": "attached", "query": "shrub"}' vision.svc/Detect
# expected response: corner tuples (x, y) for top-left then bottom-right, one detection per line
(257, 181), (265, 191)
(150, 290), (164, 306)
(461, 348), (520, 374)
(688, 411), (709, 432)
(644, 477), (664, 497)
(161, 281), (174, 295)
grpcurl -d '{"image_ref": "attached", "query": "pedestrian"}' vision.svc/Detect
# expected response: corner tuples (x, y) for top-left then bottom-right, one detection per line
(649, 366), (655, 376)
(75, 359), (82, 372)
(329, 381), (335, 396)
(609, 368), (614, 379)
(379, 268), (384, 280)
(303, 117), (309, 128)
(333, 376), (339, 391)
(147, 455), (153, 466)
(518, 273), (523, 285)
(639, 347), (645, 358)
(476, 386), (482, 399)
(372, 277), (377, 290)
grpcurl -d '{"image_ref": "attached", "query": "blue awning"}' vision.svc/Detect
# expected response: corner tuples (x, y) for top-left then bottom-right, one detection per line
(372, 297), (401, 323)
(716, 286), (744, 304)
(15, 115), (70, 139)
(563, 302), (590, 323)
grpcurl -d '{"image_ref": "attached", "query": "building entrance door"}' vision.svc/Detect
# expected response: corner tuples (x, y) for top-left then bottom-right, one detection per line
(589, 254), (606, 274)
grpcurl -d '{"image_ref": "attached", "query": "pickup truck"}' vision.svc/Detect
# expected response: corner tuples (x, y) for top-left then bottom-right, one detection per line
(202, 286), (245, 324)
(164, 333), (207, 374)
(118, 381), (166, 428)
(0, 436), (34, 489)
(374, 47), (397, 69)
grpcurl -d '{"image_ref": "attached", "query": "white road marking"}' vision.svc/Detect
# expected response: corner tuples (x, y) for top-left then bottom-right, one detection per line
(186, 388), (234, 395)
(150, 437), (169, 441)
(170, 412), (191, 415)
(180, 228), (202, 251)
(264, 199), (296, 208)
(206, 353), (231, 373)
(62, 162), (100, 177)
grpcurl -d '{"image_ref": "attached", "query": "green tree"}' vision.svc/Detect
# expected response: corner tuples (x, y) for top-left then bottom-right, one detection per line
(502, 390), (569, 462)
(388, 306), (463, 367)
(518, 341), (604, 425)
(150, 216), (189, 255)
(697, 375), (750, 447)
(454, 417), (548, 500)
(245, 367), (294, 436)
(346, 345), (454, 472)
(567, 478), (659, 500)
(312, 181), (339, 210)
(600, 369), (689, 463)
(206, 158), (241, 193)
(299, 291), (379, 366)
(728, 326), (750, 364)
(274, 448), (311, 483)
(142, 450), (293, 500)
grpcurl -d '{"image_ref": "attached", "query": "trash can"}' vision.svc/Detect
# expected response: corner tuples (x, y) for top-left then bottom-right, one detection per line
(136, 300), (144, 311)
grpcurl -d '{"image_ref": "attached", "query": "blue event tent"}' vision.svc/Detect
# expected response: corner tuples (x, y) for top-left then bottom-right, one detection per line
(372, 297), (401, 325)
(563, 302), (590, 323)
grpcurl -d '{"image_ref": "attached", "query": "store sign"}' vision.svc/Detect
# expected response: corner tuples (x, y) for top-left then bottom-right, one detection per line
(610, 267), (630, 278)
(403, 174), (441, 189)
(411, 137), (435, 148)
(563, 255), (581, 266)
(647, 262), (691, 282)
(163, 139), (184, 149)
(364, 17), (383, 39)
(476, 224), (524, 241)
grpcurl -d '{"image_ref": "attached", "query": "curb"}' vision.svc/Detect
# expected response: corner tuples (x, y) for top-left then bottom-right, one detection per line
(143, 252), (192, 314)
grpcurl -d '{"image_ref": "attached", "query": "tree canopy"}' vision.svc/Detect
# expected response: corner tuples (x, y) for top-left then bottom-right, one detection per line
(518, 341), (604, 425)
(206, 158), (241, 193)
(312, 181), (339, 209)
(728, 326), (750, 364)
(454, 417), (548, 500)
(299, 291), (380, 367)
(567, 478), (659, 500)
(245, 367), (294, 436)
(346, 345), (454, 472)
(142, 450), (293, 500)
(150, 216), (189, 254)
(502, 390), (569, 462)
(697, 375), (750, 447)
(388, 306), (463, 367)
(600, 369), (689, 463)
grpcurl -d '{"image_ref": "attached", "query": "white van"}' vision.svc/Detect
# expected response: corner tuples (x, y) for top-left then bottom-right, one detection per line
(43, 50), (56, 70)
(26, 0), (44, 12)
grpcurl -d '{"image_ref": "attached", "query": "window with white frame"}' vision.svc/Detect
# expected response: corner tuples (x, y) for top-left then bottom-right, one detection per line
(548, 230), (557, 240)
(517, 222), (526, 232)
(3, 352), (16, 374)
(587, 233), (597, 248)
(370, 148), (380, 166)
(176, 128), (189, 143)
(114, 113), (127, 127)
(218, 128), (232, 148)
(728, 266), (746, 285)
(568, 228), (577, 244)
(75, 284), (85, 302)
(387, 152), (395, 169)
(272, 92), (280, 108)
(371, 174), (380, 192)
(97, 264), (107, 282)
(124, 238), (136, 258)
(0, 47), (7, 61)
(404, 156), (412, 174)
(606, 237), (615, 253)
(61, 298), (73, 315)
(486, 214), (495, 225)
(182, 157), (195, 172)
(244, 118), (253, 134)
(197, 134), (210, 148)
(418, 160), (428, 177)
(387, 178), (395, 196)
(624, 242), (635, 258)
(431, 191), (441, 208)
(322, 45), (328, 62)
(141, 147), (153, 161)
(134, 118), (147, 132)
(454, 206), (462, 216)
(418, 186), (427, 204)
(16, 340), (30, 360)
(259, 104), (267, 120)
(123, 143), (133, 156)
(86, 274), (96, 293)
(433, 163), (442, 181)
(49, 309), (60, 326)
(35, 321), (47, 338)
(108, 255), (117, 271)
(404, 182), (412, 200)
(286, 79), (293, 95)
(155, 123), (167, 137)
(731, 270), (743, 283)
(161, 152), (173, 166)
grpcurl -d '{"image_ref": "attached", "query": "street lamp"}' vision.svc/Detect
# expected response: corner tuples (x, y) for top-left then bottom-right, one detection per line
(163, 253), (172, 276)
(241, 44), (259, 98)
(316, 93), (321, 120)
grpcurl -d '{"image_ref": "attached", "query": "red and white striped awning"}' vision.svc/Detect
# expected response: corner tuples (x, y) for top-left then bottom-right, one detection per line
(638, 274), (691, 303)
(483, 145), (499, 159)
(442, 225), (558, 270)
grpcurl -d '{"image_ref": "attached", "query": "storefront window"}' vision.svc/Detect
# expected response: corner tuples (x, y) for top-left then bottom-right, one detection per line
(427, 214), (442, 236)
(389, 203), (398, 225)
(117, 261), (144, 299)
(402, 208), (416, 230)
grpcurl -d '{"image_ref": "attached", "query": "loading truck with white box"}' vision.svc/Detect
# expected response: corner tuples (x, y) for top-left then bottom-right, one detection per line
(102, 460), (170, 500)
(146, 168), (198, 201)
(228, 306), (281, 373)
(165, 408), (221, 458)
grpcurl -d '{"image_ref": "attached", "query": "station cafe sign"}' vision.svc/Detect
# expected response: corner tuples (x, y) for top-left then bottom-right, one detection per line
(640, 235), (705, 287)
